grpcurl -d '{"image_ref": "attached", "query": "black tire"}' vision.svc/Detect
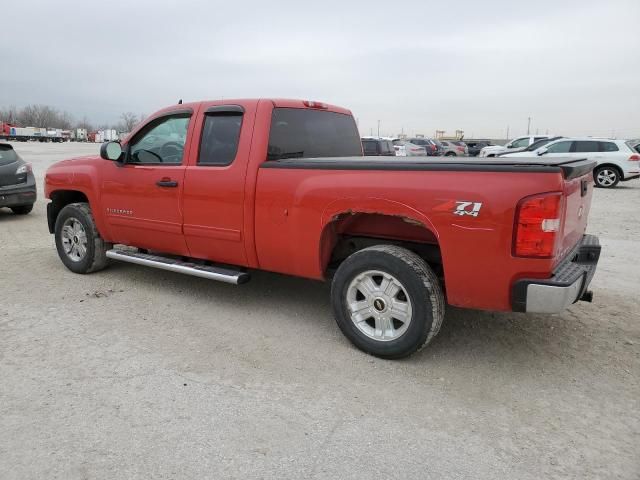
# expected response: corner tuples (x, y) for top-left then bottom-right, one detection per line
(593, 166), (620, 188)
(11, 204), (33, 215)
(445, 151), (456, 157)
(54, 202), (110, 274)
(331, 245), (445, 359)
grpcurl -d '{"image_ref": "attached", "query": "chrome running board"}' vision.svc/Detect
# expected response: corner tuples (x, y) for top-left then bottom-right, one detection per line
(106, 249), (249, 285)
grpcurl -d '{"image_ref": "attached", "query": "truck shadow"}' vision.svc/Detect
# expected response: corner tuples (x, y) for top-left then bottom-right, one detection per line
(105, 261), (598, 371)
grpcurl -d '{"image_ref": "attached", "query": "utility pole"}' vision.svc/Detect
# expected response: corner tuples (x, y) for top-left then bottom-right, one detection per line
(377, 120), (380, 138)
(527, 117), (531, 135)
(506, 125), (510, 140)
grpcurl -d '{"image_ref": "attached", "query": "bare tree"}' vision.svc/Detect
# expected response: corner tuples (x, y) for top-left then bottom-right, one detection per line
(76, 116), (94, 132)
(120, 112), (139, 132)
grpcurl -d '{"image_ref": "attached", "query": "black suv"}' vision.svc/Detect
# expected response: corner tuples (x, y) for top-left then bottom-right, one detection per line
(361, 138), (396, 156)
(0, 143), (36, 215)
(464, 140), (493, 157)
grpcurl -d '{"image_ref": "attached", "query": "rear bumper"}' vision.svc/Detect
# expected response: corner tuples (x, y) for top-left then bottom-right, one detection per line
(511, 234), (601, 313)
(0, 174), (37, 207)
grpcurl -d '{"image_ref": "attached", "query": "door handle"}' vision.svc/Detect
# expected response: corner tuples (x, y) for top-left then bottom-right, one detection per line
(156, 178), (178, 188)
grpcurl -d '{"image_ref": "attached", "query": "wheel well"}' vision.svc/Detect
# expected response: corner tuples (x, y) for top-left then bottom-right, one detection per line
(321, 212), (443, 278)
(47, 190), (89, 233)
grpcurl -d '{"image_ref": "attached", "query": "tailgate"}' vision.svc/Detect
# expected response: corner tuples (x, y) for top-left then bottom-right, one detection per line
(557, 162), (596, 264)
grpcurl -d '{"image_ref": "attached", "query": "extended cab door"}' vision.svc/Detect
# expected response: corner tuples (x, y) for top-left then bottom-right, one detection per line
(181, 102), (256, 266)
(100, 111), (193, 255)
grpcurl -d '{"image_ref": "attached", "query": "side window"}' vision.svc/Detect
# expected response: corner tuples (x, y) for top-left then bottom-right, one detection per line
(362, 140), (377, 155)
(384, 141), (394, 154)
(546, 141), (572, 153)
(574, 141), (599, 153)
(533, 136), (546, 142)
(599, 141), (619, 152)
(198, 113), (243, 166)
(510, 137), (530, 148)
(129, 114), (190, 164)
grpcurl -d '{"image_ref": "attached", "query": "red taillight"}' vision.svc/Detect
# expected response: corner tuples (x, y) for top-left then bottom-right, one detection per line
(629, 154), (640, 161)
(303, 100), (328, 109)
(513, 192), (563, 258)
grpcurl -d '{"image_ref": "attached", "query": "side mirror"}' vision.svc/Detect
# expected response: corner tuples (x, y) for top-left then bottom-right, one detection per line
(100, 141), (123, 161)
(537, 147), (548, 156)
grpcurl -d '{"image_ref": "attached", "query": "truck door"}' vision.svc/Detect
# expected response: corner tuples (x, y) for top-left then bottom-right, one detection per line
(181, 104), (253, 266)
(100, 111), (192, 255)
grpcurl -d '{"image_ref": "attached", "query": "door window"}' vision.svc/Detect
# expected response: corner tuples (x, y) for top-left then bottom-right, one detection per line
(362, 140), (378, 155)
(546, 141), (572, 153)
(198, 113), (243, 166)
(129, 114), (190, 164)
(574, 141), (599, 153)
(510, 137), (530, 148)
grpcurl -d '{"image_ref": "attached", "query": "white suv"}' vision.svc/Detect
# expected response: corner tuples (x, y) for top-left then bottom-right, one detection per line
(502, 138), (640, 188)
(479, 135), (554, 157)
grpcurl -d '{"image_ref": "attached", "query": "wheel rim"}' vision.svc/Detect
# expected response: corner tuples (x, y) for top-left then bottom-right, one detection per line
(597, 169), (617, 186)
(346, 270), (413, 342)
(61, 217), (88, 262)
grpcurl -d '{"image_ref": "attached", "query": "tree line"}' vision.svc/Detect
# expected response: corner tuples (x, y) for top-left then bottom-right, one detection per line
(0, 105), (144, 133)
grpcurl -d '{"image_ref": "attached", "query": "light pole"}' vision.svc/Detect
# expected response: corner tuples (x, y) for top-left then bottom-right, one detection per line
(377, 120), (380, 138)
(527, 117), (531, 135)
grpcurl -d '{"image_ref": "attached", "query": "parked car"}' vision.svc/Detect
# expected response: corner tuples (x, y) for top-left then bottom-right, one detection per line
(391, 139), (427, 156)
(361, 138), (395, 156)
(408, 138), (440, 156)
(465, 140), (493, 157)
(438, 140), (467, 156)
(0, 142), (37, 215)
(451, 141), (469, 156)
(501, 138), (640, 188)
(45, 98), (601, 359)
(496, 136), (564, 157)
(480, 135), (554, 157)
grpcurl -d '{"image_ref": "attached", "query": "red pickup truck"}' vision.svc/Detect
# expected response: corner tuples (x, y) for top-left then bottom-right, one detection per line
(45, 99), (601, 358)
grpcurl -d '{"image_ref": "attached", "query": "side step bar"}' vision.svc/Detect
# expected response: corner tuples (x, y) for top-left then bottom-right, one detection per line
(105, 249), (250, 285)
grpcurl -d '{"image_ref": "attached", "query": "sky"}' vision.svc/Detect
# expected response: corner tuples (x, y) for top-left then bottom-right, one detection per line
(1, 0), (639, 139)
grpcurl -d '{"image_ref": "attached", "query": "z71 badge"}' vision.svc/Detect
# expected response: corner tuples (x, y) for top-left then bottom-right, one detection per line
(454, 201), (482, 217)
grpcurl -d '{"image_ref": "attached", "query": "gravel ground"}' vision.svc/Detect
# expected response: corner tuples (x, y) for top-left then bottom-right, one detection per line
(1, 142), (638, 480)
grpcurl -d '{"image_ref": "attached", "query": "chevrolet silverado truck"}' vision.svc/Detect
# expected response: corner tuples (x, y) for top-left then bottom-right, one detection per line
(44, 99), (601, 358)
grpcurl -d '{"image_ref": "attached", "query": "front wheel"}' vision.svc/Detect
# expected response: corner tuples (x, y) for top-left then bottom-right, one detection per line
(594, 166), (620, 188)
(331, 245), (445, 359)
(54, 202), (109, 274)
(445, 152), (456, 157)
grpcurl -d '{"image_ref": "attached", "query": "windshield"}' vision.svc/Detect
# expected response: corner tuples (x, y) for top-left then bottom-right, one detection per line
(0, 144), (19, 166)
(526, 136), (562, 152)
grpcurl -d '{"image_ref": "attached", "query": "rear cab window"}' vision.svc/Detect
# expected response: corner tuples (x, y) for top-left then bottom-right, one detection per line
(362, 140), (378, 155)
(267, 108), (362, 160)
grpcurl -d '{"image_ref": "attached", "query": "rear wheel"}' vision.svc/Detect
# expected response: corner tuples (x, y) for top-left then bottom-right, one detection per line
(54, 202), (109, 274)
(594, 166), (620, 188)
(331, 245), (445, 359)
(445, 152), (456, 157)
(11, 205), (33, 215)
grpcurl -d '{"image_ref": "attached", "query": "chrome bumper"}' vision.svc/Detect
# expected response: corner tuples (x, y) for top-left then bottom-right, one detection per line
(512, 235), (601, 313)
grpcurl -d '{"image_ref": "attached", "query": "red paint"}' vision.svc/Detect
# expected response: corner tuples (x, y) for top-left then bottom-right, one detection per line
(45, 99), (595, 312)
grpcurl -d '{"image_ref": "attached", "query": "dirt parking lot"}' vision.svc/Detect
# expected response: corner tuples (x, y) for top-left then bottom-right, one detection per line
(1, 142), (638, 479)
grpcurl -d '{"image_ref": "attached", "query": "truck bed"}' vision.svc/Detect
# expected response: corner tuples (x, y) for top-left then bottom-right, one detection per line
(261, 156), (596, 180)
